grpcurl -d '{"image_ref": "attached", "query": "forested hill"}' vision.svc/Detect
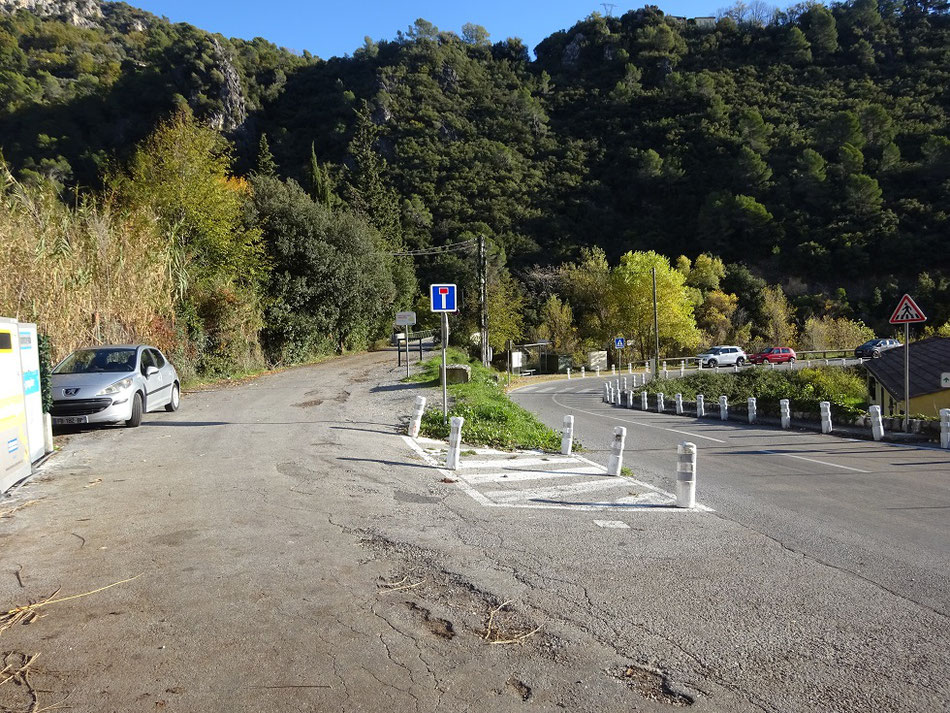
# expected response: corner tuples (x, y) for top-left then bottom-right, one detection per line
(2, 0), (950, 323)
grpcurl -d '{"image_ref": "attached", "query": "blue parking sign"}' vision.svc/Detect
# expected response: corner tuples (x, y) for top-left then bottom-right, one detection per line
(614, 337), (626, 349)
(430, 284), (458, 312)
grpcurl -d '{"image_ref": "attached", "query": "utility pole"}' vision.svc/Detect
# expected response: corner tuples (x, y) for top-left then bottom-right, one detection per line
(652, 267), (660, 377)
(479, 234), (489, 367)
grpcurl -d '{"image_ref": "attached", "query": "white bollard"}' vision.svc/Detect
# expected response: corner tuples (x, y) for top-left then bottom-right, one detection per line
(561, 415), (575, 455)
(675, 393), (683, 415)
(733, 363), (739, 373)
(612, 365), (617, 375)
(621, 377), (627, 392)
(747, 397), (756, 424)
(820, 401), (833, 434)
(662, 367), (668, 379)
(628, 363), (633, 374)
(780, 399), (791, 429)
(719, 395), (728, 421)
(581, 367), (586, 378)
(567, 368), (572, 380)
(824, 358), (829, 366)
(680, 361), (685, 377)
(770, 361), (775, 370)
(939, 408), (949, 449)
(869, 405), (884, 442)
(408, 396), (427, 438)
(603, 383), (610, 402)
(446, 416), (465, 470)
(641, 391), (648, 410)
(676, 441), (697, 508)
(632, 374), (640, 388)
(807, 360), (812, 367)
(43, 412), (54, 454)
(657, 392), (665, 413)
(696, 394), (705, 418)
(596, 367), (601, 377)
(714, 365), (720, 374)
(615, 379), (621, 397)
(607, 426), (626, 476)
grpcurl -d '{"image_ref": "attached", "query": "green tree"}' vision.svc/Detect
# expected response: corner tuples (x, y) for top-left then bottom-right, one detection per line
(804, 5), (838, 58)
(610, 251), (700, 359)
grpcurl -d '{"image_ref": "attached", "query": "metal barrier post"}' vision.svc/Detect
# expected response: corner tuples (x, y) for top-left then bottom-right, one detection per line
(940, 409), (949, 449)
(408, 395), (427, 438)
(607, 426), (626, 476)
(870, 405), (884, 441)
(748, 397), (756, 424)
(561, 415), (574, 455)
(676, 442), (697, 508)
(820, 401), (833, 434)
(446, 416), (465, 470)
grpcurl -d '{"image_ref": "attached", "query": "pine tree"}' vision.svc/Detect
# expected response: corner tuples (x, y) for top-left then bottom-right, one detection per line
(256, 134), (277, 177)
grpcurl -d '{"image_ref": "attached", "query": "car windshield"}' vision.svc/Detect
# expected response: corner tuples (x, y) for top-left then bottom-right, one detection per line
(54, 348), (137, 374)
(861, 340), (882, 348)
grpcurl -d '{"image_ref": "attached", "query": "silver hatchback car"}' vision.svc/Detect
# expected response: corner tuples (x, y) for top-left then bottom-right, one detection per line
(50, 345), (180, 428)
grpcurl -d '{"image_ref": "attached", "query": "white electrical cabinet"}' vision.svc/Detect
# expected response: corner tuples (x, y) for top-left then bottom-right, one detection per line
(0, 317), (31, 493)
(18, 323), (44, 464)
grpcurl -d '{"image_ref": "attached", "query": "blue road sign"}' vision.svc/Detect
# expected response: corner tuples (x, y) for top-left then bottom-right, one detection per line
(430, 284), (458, 313)
(614, 337), (626, 349)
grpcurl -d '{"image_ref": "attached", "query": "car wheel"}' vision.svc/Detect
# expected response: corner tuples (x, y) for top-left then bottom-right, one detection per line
(708, 359), (718, 368)
(872, 350), (881, 358)
(736, 357), (745, 366)
(789, 357), (796, 364)
(126, 393), (143, 428)
(165, 383), (180, 412)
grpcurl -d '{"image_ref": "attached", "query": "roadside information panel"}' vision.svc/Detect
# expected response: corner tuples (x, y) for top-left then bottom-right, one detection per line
(0, 317), (31, 492)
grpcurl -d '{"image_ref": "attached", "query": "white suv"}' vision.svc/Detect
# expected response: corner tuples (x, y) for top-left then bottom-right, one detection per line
(697, 345), (747, 368)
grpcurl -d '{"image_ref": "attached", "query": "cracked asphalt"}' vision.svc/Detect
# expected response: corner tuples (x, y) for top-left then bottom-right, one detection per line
(0, 352), (947, 712)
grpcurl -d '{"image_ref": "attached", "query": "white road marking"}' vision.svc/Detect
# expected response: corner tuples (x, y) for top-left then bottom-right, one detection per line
(550, 394), (727, 443)
(757, 449), (870, 473)
(460, 456), (578, 469)
(402, 436), (714, 512)
(486, 478), (632, 503)
(594, 520), (630, 529)
(462, 465), (604, 484)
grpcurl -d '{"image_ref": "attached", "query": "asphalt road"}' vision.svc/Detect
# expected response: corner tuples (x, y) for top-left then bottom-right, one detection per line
(512, 376), (950, 615)
(1, 354), (947, 712)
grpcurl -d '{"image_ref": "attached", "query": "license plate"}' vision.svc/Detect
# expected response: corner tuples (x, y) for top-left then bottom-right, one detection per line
(53, 416), (88, 425)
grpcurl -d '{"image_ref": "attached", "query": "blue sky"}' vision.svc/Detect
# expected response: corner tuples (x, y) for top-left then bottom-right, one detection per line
(129, 1), (724, 59)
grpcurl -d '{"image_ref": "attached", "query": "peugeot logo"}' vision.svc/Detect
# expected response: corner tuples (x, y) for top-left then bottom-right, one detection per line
(64, 388), (80, 397)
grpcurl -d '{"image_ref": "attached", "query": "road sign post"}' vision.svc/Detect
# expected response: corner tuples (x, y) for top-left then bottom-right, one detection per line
(889, 294), (927, 432)
(430, 285), (457, 425)
(396, 311), (416, 379)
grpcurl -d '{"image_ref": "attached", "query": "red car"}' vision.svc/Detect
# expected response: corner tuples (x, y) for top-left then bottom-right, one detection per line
(749, 347), (796, 365)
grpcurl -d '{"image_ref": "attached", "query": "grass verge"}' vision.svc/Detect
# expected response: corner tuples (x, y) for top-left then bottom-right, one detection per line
(411, 350), (562, 451)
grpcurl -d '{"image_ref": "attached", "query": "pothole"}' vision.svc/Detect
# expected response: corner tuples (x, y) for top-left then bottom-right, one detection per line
(617, 664), (694, 706)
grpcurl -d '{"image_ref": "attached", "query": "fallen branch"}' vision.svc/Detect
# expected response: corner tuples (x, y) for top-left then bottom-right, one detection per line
(1, 573), (143, 635)
(488, 625), (542, 645)
(482, 600), (511, 641)
(0, 500), (41, 519)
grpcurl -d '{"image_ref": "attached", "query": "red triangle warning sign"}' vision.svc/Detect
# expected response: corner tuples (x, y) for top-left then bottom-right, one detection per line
(889, 294), (927, 324)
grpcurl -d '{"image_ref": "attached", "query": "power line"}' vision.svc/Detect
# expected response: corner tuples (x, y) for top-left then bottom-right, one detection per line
(601, 3), (617, 17)
(390, 239), (477, 257)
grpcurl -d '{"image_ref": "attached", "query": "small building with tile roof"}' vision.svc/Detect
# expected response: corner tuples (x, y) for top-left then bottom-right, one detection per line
(863, 337), (950, 417)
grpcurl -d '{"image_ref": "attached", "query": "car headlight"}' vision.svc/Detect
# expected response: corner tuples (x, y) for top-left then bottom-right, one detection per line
(98, 377), (134, 396)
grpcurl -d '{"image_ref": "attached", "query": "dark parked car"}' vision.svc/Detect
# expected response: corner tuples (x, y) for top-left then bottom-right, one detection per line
(854, 338), (901, 358)
(749, 347), (796, 365)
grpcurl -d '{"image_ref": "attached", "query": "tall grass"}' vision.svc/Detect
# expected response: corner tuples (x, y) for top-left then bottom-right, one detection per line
(0, 168), (174, 364)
